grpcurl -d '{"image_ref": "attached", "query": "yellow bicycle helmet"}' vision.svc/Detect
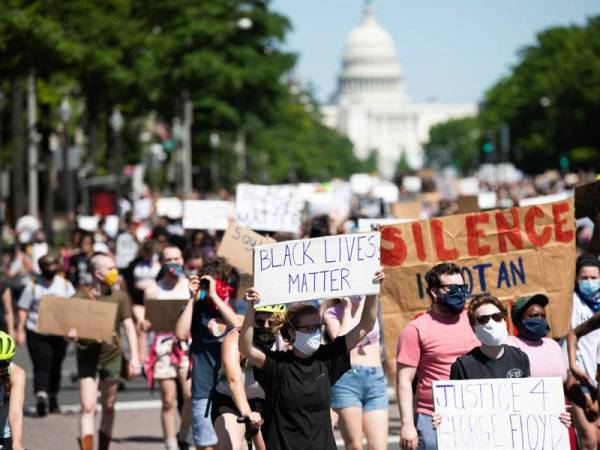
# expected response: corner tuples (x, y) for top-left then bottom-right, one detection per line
(255, 304), (287, 314)
(0, 332), (15, 361)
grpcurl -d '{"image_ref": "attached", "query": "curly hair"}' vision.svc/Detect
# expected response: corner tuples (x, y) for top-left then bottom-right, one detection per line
(467, 294), (507, 326)
(425, 262), (462, 300)
(199, 257), (232, 280)
(269, 303), (320, 343)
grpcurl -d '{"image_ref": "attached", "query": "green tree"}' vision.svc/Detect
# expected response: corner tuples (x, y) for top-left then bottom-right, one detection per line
(424, 117), (480, 173)
(480, 16), (600, 172)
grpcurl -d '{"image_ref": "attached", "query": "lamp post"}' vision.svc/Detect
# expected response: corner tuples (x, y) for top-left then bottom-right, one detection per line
(59, 97), (74, 221)
(110, 108), (124, 207)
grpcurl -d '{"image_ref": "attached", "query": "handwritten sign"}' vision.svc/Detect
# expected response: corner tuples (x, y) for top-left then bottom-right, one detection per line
(156, 197), (183, 219)
(253, 232), (381, 306)
(217, 221), (275, 274)
(37, 295), (117, 343)
(380, 200), (576, 361)
(235, 183), (303, 234)
(434, 377), (568, 450)
(182, 200), (234, 230)
(145, 299), (188, 332)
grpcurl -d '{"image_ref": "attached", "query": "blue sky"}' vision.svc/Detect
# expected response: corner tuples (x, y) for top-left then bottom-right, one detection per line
(271, 0), (599, 104)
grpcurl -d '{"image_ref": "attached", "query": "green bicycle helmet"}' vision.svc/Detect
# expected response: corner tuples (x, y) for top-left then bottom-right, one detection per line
(0, 332), (15, 361)
(255, 304), (287, 314)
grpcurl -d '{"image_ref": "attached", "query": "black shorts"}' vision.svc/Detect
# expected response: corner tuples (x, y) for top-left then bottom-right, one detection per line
(210, 391), (265, 424)
(0, 437), (12, 450)
(76, 343), (122, 381)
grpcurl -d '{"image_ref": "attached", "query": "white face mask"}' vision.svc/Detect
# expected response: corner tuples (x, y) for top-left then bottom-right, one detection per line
(293, 330), (322, 356)
(474, 320), (508, 346)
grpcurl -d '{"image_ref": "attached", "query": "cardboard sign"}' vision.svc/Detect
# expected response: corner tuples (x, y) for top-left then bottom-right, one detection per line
(457, 195), (479, 214)
(156, 197), (183, 219)
(182, 200), (234, 230)
(358, 218), (413, 232)
(380, 199), (576, 361)
(253, 232), (381, 306)
(391, 200), (421, 219)
(217, 221), (275, 274)
(519, 192), (572, 207)
(235, 183), (303, 234)
(575, 180), (600, 219)
(37, 295), (117, 343)
(434, 377), (568, 450)
(145, 299), (188, 332)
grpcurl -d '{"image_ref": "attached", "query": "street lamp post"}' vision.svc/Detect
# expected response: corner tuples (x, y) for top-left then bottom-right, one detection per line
(109, 108), (124, 209)
(59, 97), (74, 222)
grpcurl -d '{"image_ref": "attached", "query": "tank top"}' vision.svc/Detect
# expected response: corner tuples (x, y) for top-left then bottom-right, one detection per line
(0, 364), (12, 438)
(156, 278), (189, 300)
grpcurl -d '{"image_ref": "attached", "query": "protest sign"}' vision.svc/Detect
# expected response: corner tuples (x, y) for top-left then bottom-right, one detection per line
(235, 183), (303, 234)
(372, 182), (399, 203)
(77, 215), (98, 231)
(478, 192), (497, 210)
(182, 200), (234, 230)
(350, 173), (374, 195)
(519, 192), (572, 207)
(133, 197), (153, 221)
(145, 299), (188, 332)
(116, 232), (139, 269)
(156, 197), (183, 219)
(434, 377), (568, 450)
(380, 199), (576, 361)
(402, 176), (422, 193)
(37, 295), (117, 342)
(457, 195), (479, 214)
(358, 218), (413, 232)
(217, 221), (275, 274)
(391, 200), (421, 219)
(253, 232), (381, 306)
(458, 177), (479, 196)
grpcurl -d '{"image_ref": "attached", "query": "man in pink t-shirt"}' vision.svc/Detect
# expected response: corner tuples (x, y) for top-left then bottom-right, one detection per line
(395, 262), (479, 450)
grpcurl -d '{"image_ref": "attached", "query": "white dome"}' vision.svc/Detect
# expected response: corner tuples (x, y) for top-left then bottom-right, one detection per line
(335, 3), (406, 103)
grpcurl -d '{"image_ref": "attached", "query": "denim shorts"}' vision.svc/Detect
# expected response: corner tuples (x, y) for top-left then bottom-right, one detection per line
(191, 397), (218, 447)
(331, 365), (388, 412)
(416, 413), (438, 450)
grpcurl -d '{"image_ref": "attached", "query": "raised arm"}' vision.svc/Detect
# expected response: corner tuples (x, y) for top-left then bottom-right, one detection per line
(239, 288), (266, 369)
(175, 275), (199, 340)
(574, 314), (600, 339)
(567, 329), (593, 385)
(2, 289), (14, 338)
(9, 364), (25, 450)
(204, 276), (242, 328)
(344, 270), (384, 350)
(324, 298), (353, 341)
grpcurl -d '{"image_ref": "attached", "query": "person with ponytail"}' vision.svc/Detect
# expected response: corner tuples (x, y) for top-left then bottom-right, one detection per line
(0, 331), (26, 450)
(239, 269), (384, 450)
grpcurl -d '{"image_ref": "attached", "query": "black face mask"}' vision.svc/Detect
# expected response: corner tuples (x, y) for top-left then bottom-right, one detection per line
(253, 327), (276, 353)
(41, 268), (57, 279)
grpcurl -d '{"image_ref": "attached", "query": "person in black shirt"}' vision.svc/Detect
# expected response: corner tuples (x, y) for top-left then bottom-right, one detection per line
(239, 269), (384, 450)
(450, 294), (530, 380)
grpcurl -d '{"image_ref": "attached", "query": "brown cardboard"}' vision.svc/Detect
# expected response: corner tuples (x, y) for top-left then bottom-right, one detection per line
(380, 199), (576, 362)
(145, 299), (188, 332)
(457, 195), (479, 214)
(37, 295), (118, 343)
(217, 221), (275, 274)
(391, 201), (422, 219)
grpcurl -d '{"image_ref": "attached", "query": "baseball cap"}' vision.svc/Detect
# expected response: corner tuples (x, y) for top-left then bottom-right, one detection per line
(510, 294), (549, 325)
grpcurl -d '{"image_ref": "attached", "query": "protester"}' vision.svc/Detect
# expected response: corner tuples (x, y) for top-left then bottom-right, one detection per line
(67, 231), (94, 288)
(239, 269), (384, 450)
(506, 294), (567, 380)
(212, 304), (285, 450)
(176, 258), (242, 450)
(565, 253), (600, 450)
(395, 262), (479, 450)
(16, 254), (76, 416)
(0, 331), (26, 450)
(324, 296), (388, 450)
(450, 294), (530, 379)
(71, 253), (140, 450)
(143, 246), (192, 450)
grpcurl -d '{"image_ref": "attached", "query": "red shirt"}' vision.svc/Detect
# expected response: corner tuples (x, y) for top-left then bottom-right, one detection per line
(396, 310), (479, 415)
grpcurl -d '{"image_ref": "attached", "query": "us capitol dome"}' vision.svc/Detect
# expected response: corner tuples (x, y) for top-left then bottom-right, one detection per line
(321, 2), (477, 178)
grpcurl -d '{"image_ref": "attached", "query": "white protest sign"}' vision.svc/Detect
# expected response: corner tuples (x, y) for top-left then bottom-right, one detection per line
(133, 197), (153, 220)
(103, 215), (120, 238)
(372, 182), (399, 203)
(350, 173), (374, 195)
(358, 218), (414, 232)
(253, 232), (381, 306)
(478, 191), (497, 210)
(519, 191), (572, 207)
(115, 233), (139, 269)
(156, 197), (183, 219)
(434, 377), (568, 450)
(235, 183), (303, 234)
(77, 216), (99, 231)
(182, 200), (234, 230)
(458, 177), (480, 195)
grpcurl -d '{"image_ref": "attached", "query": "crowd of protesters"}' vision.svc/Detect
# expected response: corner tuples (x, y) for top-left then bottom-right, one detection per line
(0, 167), (597, 450)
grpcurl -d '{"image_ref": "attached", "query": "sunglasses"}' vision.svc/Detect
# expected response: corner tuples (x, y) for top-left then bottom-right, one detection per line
(439, 284), (469, 295)
(255, 318), (274, 328)
(295, 324), (323, 333)
(475, 312), (504, 325)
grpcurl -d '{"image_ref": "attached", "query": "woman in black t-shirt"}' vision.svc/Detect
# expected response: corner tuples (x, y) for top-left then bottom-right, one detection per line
(239, 270), (384, 450)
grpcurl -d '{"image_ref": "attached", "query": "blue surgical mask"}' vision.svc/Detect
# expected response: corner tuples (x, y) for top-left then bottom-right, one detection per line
(164, 262), (183, 277)
(518, 318), (550, 341)
(437, 284), (468, 314)
(579, 279), (600, 297)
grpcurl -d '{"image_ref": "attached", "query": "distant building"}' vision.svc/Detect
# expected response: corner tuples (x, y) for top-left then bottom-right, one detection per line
(322, 3), (477, 178)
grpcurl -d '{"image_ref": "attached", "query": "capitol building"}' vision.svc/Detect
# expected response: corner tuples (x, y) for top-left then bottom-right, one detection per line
(321, 3), (477, 178)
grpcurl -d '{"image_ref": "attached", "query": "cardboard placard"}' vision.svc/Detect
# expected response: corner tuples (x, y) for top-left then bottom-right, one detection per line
(457, 195), (479, 214)
(182, 200), (234, 230)
(253, 232), (381, 306)
(434, 377), (568, 450)
(235, 183), (303, 234)
(380, 199), (576, 362)
(575, 180), (600, 219)
(391, 200), (422, 219)
(37, 295), (117, 343)
(145, 299), (188, 332)
(156, 197), (183, 219)
(217, 221), (275, 274)
(519, 192), (572, 207)
(358, 218), (413, 232)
